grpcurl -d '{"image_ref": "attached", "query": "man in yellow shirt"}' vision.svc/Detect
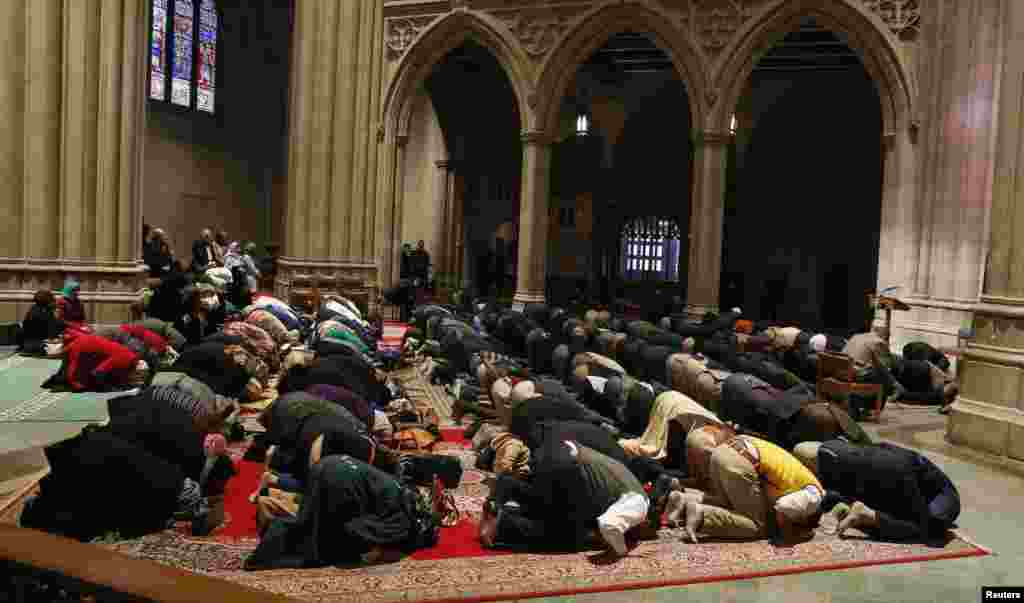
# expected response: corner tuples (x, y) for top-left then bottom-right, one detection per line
(670, 434), (823, 542)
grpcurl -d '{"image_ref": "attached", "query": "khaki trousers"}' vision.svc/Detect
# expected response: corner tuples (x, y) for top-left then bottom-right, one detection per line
(667, 354), (730, 414)
(700, 444), (768, 540)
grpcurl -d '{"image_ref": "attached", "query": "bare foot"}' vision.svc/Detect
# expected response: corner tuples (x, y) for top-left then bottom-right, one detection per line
(682, 500), (702, 544)
(248, 472), (274, 504)
(836, 501), (873, 537)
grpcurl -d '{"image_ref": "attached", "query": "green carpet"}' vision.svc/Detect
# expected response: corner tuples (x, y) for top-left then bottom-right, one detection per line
(0, 355), (119, 423)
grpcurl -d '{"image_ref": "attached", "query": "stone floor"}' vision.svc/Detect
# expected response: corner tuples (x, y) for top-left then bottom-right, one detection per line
(0, 387), (1019, 602)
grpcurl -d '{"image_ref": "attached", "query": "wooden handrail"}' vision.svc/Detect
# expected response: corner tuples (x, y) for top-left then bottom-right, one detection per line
(0, 525), (292, 602)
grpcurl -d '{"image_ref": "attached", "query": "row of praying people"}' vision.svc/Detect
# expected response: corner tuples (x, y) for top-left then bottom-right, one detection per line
(399, 297), (959, 558)
(19, 288), (388, 544)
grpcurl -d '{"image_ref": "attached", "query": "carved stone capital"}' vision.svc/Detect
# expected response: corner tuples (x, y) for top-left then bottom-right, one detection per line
(692, 130), (732, 147)
(274, 257), (380, 313)
(521, 130), (553, 146)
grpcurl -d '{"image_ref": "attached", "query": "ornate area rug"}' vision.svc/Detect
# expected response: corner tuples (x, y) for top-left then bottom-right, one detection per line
(0, 363), (991, 602)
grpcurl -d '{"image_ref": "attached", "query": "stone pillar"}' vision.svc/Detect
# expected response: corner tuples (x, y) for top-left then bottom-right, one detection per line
(895, 0), (1004, 352)
(279, 0), (384, 306)
(435, 159), (452, 277)
(0, 0), (145, 324)
(378, 133), (408, 291)
(513, 131), (553, 305)
(948, 0), (1024, 462)
(685, 130), (730, 318)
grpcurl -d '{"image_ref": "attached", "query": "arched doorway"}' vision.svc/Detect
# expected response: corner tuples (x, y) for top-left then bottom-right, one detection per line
(543, 30), (695, 307)
(395, 41), (523, 295)
(721, 18), (883, 334)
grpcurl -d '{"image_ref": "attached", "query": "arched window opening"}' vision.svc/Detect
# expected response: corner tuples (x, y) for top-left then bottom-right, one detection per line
(149, 0), (219, 114)
(620, 216), (682, 282)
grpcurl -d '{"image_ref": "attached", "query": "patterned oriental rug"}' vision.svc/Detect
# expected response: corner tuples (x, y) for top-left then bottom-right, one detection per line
(0, 365), (991, 602)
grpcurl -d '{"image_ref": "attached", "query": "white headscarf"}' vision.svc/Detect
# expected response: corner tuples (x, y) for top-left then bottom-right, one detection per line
(809, 334), (827, 353)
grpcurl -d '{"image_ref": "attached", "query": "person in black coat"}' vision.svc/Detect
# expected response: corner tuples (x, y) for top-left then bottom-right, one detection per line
(144, 228), (175, 277)
(191, 228), (217, 274)
(793, 440), (960, 542)
(18, 290), (63, 355)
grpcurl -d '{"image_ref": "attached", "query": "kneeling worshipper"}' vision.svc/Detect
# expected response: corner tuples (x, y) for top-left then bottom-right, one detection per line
(279, 354), (392, 408)
(619, 390), (723, 467)
(841, 331), (906, 417)
(570, 351), (627, 381)
(671, 428), (824, 543)
(19, 422), (228, 541)
(176, 285), (228, 345)
(625, 320), (685, 348)
(663, 309), (742, 338)
(17, 290), (64, 356)
(245, 455), (435, 570)
(130, 318), (187, 352)
(503, 379), (618, 442)
(717, 374), (871, 449)
(667, 352), (733, 414)
(256, 392), (379, 489)
(146, 374), (237, 434)
(893, 355), (958, 408)
(56, 279), (87, 326)
(604, 374), (671, 436)
(481, 438), (649, 557)
(170, 339), (253, 400)
(793, 440), (960, 542)
(44, 332), (150, 392)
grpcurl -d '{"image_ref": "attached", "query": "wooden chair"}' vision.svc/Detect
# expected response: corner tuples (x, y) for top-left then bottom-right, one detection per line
(816, 351), (885, 421)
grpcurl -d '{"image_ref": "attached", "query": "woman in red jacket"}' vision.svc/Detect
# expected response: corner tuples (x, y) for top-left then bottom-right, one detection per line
(63, 333), (147, 392)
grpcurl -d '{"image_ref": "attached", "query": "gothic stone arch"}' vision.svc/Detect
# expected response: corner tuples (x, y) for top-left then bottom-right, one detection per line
(382, 10), (536, 139)
(535, 0), (709, 138)
(711, 0), (916, 135)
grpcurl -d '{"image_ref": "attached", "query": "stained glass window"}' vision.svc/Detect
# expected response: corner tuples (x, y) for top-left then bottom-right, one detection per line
(620, 217), (682, 282)
(149, 0), (168, 100)
(149, 0), (218, 114)
(197, 0), (217, 113)
(171, 0), (194, 107)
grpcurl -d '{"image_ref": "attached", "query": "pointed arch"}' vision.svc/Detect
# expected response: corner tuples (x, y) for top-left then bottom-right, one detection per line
(382, 10), (534, 138)
(535, 1), (708, 136)
(712, 0), (915, 135)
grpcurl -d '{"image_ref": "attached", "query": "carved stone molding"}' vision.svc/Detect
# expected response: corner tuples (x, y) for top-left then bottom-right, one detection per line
(651, 0), (771, 60)
(274, 258), (379, 311)
(385, 15), (443, 62)
(489, 4), (591, 65)
(521, 130), (554, 146)
(0, 263), (147, 322)
(692, 130), (732, 146)
(862, 0), (920, 41)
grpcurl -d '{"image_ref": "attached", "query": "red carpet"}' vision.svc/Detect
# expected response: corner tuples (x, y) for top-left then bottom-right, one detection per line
(197, 427), (502, 562)
(378, 321), (409, 354)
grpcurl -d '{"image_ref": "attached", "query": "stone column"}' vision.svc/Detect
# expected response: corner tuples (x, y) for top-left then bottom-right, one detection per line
(513, 131), (553, 305)
(435, 159), (452, 277)
(896, 0), (1004, 352)
(279, 0), (384, 305)
(948, 0), (1024, 461)
(378, 133), (408, 291)
(685, 130), (730, 318)
(0, 0), (144, 324)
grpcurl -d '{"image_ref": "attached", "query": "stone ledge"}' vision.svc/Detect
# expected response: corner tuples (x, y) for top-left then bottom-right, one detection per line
(879, 425), (1024, 480)
(947, 397), (1024, 461)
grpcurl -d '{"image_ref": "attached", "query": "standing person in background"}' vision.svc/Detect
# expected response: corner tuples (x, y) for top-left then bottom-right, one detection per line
(145, 228), (175, 277)
(212, 230), (229, 267)
(410, 240), (431, 287)
(191, 229), (217, 275)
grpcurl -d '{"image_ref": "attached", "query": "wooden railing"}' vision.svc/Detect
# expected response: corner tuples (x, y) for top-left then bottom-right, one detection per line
(0, 525), (292, 603)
